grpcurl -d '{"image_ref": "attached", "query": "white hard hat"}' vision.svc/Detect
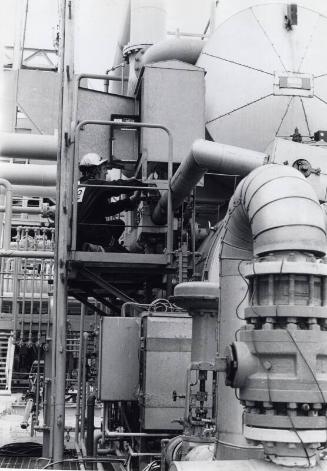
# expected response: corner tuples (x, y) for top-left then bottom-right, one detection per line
(79, 153), (107, 167)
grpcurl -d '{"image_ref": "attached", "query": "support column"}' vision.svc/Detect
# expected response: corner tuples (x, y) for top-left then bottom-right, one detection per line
(52, 0), (75, 465)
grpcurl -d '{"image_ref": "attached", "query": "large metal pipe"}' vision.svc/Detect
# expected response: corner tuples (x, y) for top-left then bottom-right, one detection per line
(141, 38), (205, 67)
(220, 164), (326, 258)
(215, 164), (326, 460)
(0, 132), (57, 160)
(11, 185), (56, 198)
(152, 139), (266, 224)
(129, 0), (167, 47)
(0, 163), (56, 186)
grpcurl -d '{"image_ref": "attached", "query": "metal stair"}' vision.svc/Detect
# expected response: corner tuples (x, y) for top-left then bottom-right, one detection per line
(0, 332), (15, 395)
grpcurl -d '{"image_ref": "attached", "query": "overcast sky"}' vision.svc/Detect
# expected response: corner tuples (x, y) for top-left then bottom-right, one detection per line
(1, 0), (213, 74)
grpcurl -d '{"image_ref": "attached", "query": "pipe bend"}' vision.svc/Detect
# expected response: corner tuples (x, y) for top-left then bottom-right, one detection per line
(221, 164), (327, 258)
(151, 139), (266, 225)
(141, 38), (205, 67)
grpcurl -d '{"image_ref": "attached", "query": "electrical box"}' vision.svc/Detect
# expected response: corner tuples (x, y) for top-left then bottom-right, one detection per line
(140, 60), (205, 166)
(140, 314), (192, 430)
(98, 317), (140, 401)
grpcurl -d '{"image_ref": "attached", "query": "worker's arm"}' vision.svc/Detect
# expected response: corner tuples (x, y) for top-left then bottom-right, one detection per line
(105, 192), (140, 217)
(104, 178), (144, 197)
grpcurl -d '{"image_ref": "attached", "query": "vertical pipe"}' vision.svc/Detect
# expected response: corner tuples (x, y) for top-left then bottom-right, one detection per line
(86, 395), (96, 456)
(81, 332), (89, 440)
(75, 303), (86, 443)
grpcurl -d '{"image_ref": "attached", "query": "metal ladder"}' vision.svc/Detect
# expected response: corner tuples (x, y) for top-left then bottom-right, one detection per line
(0, 332), (15, 395)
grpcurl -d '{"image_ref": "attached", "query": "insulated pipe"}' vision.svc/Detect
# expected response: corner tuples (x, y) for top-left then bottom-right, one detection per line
(141, 38), (205, 67)
(0, 178), (13, 250)
(220, 164), (326, 258)
(0, 163), (56, 186)
(129, 0), (167, 47)
(151, 139), (266, 224)
(11, 185), (56, 198)
(214, 164), (327, 460)
(0, 132), (58, 160)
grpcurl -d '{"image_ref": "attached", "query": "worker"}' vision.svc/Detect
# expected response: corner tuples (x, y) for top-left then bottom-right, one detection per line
(77, 152), (143, 252)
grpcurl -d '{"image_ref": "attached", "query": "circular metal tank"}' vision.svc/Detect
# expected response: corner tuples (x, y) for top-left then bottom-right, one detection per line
(197, 1), (327, 152)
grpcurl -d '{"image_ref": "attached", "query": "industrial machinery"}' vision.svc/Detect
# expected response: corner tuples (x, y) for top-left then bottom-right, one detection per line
(1, 0), (327, 470)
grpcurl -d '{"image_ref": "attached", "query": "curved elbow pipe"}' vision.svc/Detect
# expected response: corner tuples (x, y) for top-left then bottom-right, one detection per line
(0, 163), (56, 186)
(151, 139), (266, 224)
(221, 164), (327, 258)
(0, 132), (57, 161)
(141, 38), (205, 67)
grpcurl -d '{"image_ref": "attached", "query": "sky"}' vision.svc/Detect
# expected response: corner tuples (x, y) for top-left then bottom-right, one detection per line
(0, 0), (213, 74)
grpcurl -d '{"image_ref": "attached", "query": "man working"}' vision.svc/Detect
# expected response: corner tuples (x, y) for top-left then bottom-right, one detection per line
(77, 152), (142, 252)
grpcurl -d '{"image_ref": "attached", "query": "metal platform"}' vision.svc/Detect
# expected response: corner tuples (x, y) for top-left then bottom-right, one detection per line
(67, 252), (171, 314)
(69, 251), (169, 269)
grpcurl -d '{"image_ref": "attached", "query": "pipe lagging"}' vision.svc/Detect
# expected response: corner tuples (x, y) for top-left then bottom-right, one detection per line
(0, 163), (56, 186)
(141, 38), (205, 67)
(0, 132), (57, 160)
(11, 185), (56, 198)
(220, 164), (327, 258)
(151, 139), (266, 224)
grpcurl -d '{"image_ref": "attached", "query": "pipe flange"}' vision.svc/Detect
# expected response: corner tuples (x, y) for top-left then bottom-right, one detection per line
(123, 43), (152, 58)
(242, 255), (327, 278)
(172, 282), (219, 312)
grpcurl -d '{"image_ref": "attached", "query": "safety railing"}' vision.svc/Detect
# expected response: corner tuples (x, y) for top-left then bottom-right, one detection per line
(74, 182), (168, 254)
(72, 120), (174, 263)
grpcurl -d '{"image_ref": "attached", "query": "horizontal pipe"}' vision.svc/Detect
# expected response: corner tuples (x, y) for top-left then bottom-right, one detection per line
(0, 163), (56, 186)
(152, 139), (266, 224)
(0, 132), (57, 160)
(0, 205), (43, 214)
(11, 185), (56, 198)
(141, 38), (205, 67)
(0, 250), (54, 258)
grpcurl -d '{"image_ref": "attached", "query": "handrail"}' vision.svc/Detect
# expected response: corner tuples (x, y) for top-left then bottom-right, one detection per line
(72, 120), (174, 263)
(0, 250), (54, 258)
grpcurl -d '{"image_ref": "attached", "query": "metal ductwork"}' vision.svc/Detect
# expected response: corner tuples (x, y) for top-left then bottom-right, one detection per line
(151, 139), (266, 224)
(0, 163), (56, 186)
(141, 38), (205, 67)
(220, 164), (326, 258)
(0, 132), (58, 160)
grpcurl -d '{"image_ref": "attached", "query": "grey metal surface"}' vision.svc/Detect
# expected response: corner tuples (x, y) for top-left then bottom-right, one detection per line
(76, 89), (136, 162)
(98, 317), (140, 401)
(197, 2), (327, 152)
(220, 164), (326, 258)
(268, 138), (327, 202)
(151, 138), (265, 223)
(141, 315), (192, 430)
(169, 459), (327, 471)
(140, 61), (205, 164)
